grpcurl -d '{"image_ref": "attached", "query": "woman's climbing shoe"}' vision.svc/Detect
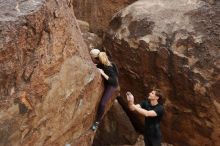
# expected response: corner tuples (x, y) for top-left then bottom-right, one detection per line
(91, 122), (100, 131)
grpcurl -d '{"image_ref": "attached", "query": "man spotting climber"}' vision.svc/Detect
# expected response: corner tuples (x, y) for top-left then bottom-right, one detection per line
(126, 89), (164, 146)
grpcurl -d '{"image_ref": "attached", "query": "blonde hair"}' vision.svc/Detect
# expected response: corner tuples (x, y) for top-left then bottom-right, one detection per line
(98, 52), (112, 66)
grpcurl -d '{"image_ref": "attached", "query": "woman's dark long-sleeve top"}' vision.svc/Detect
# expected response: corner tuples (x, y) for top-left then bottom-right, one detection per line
(97, 63), (118, 87)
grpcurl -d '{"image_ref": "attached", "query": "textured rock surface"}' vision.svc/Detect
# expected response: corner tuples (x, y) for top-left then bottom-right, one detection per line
(105, 135), (173, 146)
(77, 19), (102, 51)
(72, 0), (136, 34)
(77, 19), (90, 33)
(93, 100), (138, 146)
(104, 0), (220, 146)
(0, 0), (104, 146)
(82, 31), (103, 50)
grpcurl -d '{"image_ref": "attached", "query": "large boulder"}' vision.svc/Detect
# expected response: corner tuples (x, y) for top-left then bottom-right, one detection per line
(104, 0), (220, 146)
(72, 0), (136, 35)
(0, 0), (104, 146)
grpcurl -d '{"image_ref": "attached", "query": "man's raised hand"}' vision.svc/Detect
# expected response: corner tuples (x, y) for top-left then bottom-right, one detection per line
(126, 91), (134, 103)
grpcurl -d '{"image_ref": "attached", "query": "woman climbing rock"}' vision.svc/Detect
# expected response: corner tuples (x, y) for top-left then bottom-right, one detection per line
(90, 49), (119, 131)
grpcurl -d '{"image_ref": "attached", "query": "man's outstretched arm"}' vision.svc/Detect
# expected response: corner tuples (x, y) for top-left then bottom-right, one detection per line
(126, 91), (157, 117)
(131, 104), (157, 117)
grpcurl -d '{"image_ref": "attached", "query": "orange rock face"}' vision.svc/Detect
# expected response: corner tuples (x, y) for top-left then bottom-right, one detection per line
(0, 0), (103, 146)
(104, 0), (220, 146)
(72, 0), (136, 34)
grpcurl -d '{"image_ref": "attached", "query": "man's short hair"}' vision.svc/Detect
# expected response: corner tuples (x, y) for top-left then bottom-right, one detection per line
(154, 89), (164, 104)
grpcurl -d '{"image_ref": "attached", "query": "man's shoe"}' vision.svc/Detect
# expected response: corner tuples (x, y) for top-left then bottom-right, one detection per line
(91, 122), (99, 131)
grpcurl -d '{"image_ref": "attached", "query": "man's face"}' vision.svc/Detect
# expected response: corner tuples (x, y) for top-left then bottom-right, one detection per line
(148, 90), (157, 100)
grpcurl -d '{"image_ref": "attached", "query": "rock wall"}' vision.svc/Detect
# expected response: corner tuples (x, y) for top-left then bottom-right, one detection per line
(93, 100), (138, 146)
(72, 0), (136, 35)
(0, 0), (104, 146)
(77, 19), (102, 49)
(104, 0), (220, 146)
(1, 0), (219, 146)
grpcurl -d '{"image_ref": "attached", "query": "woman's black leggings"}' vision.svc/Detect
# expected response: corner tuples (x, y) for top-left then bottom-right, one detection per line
(96, 85), (116, 122)
(144, 135), (161, 146)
